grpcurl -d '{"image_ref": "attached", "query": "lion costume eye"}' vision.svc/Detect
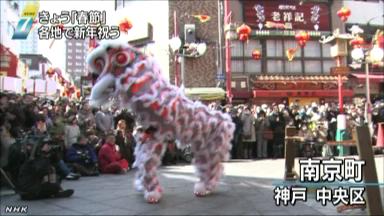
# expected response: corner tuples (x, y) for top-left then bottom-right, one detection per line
(94, 57), (105, 71)
(113, 51), (135, 67)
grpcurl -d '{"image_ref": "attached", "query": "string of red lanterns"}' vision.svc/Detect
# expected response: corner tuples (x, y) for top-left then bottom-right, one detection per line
(251, 49), (261, 60)
(119, 17), (133, 34)
(295, 31), (310, 48)
(236, 24), (251, 42)
(337, 6), (351, 22)
(46, 67), (80, 98)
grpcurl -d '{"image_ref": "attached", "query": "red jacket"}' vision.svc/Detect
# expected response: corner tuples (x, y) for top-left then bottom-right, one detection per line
(98, 143), (123, 171)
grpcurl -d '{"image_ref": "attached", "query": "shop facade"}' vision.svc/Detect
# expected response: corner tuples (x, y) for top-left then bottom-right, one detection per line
(228, 0), (355, 104)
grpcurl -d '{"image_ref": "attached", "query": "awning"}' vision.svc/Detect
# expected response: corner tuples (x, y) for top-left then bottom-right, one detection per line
(252, 89), (354, 98)
(185, 87), (226, 101)
(350, 73), (384, 83)
(251, 75), (348, 83)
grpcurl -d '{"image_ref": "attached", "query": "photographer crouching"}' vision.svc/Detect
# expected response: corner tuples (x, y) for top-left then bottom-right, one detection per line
(65, 135), (99, 176)
(17, 137), (74, 200)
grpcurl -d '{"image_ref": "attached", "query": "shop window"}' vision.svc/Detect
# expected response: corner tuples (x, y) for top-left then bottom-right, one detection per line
(231, 60), (243, 73)
(231, 41), (243, 57)
(322, 43), (332, 58)
(323, 60), (335, 74)
(305, 60), (322, 73)
(245, 60), (261, 73)
(266, 40), (283, 57)
(244, 40), (262, 56)
(286, 60), (302, 73)
(304, 41), (321, 57)
(284, 40), (301, 57)
(267, 60), (283, 73)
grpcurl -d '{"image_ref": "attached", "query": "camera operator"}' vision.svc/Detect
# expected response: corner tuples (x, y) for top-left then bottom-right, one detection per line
(65, 135), (99, 176)
(31, 114), (80, 180)
(17, 138), (74, 200)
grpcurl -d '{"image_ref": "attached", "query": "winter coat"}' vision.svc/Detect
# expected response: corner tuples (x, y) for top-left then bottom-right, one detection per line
(115, 130), (134, 163)
(98, 142), (123, 172)
(17, 157), (54, 194)
(241, 111), (256, 142)
(64, 124), (80, 149)
(95, 111), (114, 133)
(65, 143), (98, 166)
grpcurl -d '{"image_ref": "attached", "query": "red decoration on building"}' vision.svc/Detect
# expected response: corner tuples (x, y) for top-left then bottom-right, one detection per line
(295, 31), (310, 47)
(46, 67), (55, 78)
(337, 7), (351, 22)
(251, 49), (261, 60)
(193, 15), (211, 23)
(376, 32), (384, 48)
(236, 24), (252, 42)
(349, 36), (365, 48)
(119, 17), (133, 34)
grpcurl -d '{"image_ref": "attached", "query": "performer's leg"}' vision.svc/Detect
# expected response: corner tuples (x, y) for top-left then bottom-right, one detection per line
(133, 132), (166, 203)
(192, 119), (234, 197)
(142, 139), (166, 203)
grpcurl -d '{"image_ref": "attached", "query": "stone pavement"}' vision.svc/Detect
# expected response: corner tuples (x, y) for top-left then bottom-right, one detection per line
(1, 158), (383, 215)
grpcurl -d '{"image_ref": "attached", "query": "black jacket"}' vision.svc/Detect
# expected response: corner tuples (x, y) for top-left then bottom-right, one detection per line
(17, 157), (52, 194)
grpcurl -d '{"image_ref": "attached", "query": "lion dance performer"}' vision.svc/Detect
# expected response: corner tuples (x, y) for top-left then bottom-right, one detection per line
(87, 40), (234, 203)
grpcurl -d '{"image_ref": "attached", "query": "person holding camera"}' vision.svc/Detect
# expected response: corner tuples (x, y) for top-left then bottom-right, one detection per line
(17, 139), (74, 200)
(31, 114), (80, 181)
(65, 135), (99, 176)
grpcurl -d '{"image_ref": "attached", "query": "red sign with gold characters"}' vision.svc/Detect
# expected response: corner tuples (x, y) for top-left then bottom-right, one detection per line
(243, 0), (331, 32)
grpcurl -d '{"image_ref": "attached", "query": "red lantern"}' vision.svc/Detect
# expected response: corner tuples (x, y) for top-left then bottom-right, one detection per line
(349, 36), (365, 48)
(119, 17), (133, 34)
(76, 90), (81, 99)
(377, 32), (384, 49)
(46, 67), (55, 78)
(337, 7), (351, 22)
(295, 31), (310, 47)
(238, 33), (249, 42)
(251, 49), (261, 60)
(193, 15), (211, 23)
(236, 24), (251, 42)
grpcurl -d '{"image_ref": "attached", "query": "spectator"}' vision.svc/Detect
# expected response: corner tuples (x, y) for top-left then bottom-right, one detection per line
(64, 115), (81, 149)
(17, 140), (74, 200)
(98, 133), (129, 174)
(95, 106), (114, 136)
(240, 106), (256, 159)
(65, 135), (99, 176)
(269, 105), (286, 158)
(255, 110), (270, 158)
(115, 119), (135, 168)
(77, 101), (96, 133)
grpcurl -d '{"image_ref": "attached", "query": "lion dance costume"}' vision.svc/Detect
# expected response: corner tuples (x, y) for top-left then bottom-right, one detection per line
(87, 41), (234, 203)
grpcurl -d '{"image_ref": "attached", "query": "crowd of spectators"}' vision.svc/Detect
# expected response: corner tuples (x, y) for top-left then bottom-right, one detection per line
(1, 91), (383, 200)
(0, 92), (141, 200)
(210, 97), (384, 159)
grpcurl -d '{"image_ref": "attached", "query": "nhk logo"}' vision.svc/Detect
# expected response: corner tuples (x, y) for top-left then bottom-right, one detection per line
(4, 205), (28, 214)
(12, 2), (40, 40)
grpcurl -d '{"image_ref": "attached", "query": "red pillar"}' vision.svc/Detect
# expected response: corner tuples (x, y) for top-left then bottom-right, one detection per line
(224, 0), (232, 104)
(173, 11), (180, 87)
(336, 56), (343, 113)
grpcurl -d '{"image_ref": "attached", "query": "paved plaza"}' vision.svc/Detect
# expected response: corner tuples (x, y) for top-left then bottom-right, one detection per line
(1, 157), (383, 215)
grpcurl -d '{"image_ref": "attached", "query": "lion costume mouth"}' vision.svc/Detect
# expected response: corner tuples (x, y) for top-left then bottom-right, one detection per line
(89, 73), (116, 107)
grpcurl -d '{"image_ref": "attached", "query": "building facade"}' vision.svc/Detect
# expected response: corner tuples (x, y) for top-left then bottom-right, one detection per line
(169, 0), (222, 88)
(0, 0), (21, 77)
(226, 0), (383, 105)
(65, 39), (89, 85)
